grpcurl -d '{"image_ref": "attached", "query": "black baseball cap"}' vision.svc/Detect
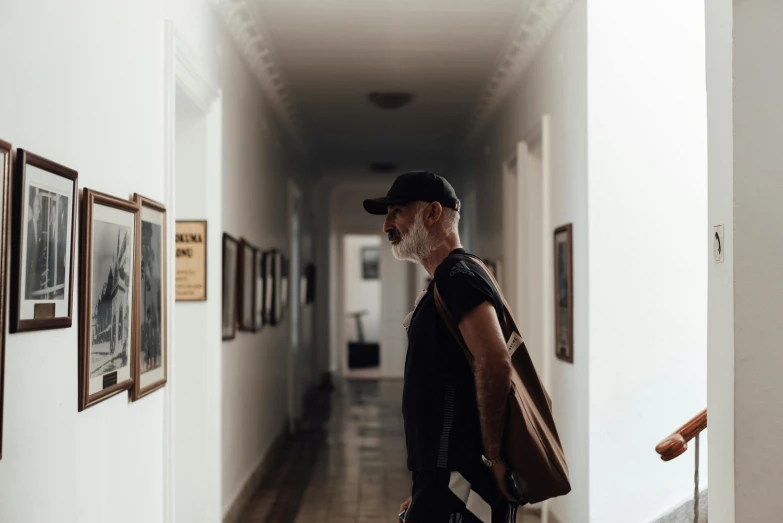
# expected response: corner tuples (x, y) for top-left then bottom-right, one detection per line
(363, 170), (460, 215)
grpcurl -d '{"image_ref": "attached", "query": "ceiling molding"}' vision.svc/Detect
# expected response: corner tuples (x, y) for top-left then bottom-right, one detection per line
(466, 0), (575, 142)
(210, 0), (307, 153)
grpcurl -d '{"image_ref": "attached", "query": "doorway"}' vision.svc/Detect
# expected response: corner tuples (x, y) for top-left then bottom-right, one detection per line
(164, 22), (223, 523)
(341, 234), (383, 379)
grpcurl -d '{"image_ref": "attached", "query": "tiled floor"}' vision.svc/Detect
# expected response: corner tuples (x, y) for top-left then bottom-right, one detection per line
(240, 379), (541, 523)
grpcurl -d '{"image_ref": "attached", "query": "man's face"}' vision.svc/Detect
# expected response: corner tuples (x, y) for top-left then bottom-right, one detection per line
(383, 202), (435, 263)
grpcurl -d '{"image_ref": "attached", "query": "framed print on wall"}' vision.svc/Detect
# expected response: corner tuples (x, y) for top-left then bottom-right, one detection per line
(222, 233), (239, 340)
(131, 194), (167, 400)
(361, 246), (380, 279)
(78, 189), (138, 411)
(554, 224), (574, 364)
(10, 149), (78, 332)
(0, 140), (13, 458)
(175, 220), (207, 301)
(280, 255), (289, 322)
(238, 239), (256, 331)
(254, 249), (266, 331)
(267, 249), (282, 326)
(263, 250), (274, 326)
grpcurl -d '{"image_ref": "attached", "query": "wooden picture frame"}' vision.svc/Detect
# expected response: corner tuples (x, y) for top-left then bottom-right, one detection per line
(10, 149), (78, 332)
(78, 189), (138, 410)
(175, 220), (207, 302)
(0, 140), (13, 458)
(554, 224), (574, 364)
(238, 239), (256, 331)
(253, 249), (266, 331)
(222, 233), (239, 340)
(131, 194), (167, 401)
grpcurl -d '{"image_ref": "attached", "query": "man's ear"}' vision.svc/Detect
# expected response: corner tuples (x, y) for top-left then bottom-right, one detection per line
(427, 202), (443, 224)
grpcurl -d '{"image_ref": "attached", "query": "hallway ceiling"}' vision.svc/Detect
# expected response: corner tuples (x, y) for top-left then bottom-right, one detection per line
(246, 0), (535, 169)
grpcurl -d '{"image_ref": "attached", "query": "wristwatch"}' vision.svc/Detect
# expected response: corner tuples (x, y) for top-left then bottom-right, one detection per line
(481, 454), (501, 468)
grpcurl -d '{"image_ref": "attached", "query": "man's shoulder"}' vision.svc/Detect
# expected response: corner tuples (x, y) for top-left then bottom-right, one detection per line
(435, 252), (487, 284)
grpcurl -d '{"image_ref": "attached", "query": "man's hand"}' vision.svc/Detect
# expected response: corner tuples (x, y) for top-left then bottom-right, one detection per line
(490, 459), (517, 502)
(398, 495), (412, 521)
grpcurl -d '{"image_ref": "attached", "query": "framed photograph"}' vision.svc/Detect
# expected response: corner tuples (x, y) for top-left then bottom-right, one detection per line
(263, 250), (274, 325)
(0, 140), (12, 458)
(78, 189), (138, 411)
(222, 233), (239, 340)
(361, 246), (380, 279)
(253, 249), (266, 331)
(280, 255), (289, 321)
(238, 239), (256, 331)
(554, 224), (574, 364)
(132, 194), (167, 400)
(175, 220), (207, 301)
(10, 149), (78, 332)
(268, 250), (282, 326)
(304, 263), (316, 305)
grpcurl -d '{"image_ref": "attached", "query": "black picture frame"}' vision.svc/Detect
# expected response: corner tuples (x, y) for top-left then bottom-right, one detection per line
(361, 246), (380, 279)
(238, 238), (256, 332)
(222, 233), (239, 340)
(253, 249), (266, 331)
(554, 224), (574, 364)
(10, 149), (78, 332)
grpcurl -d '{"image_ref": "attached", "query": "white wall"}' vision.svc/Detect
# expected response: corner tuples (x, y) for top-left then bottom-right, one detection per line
(704, 0), (735, 520)
(343, 236), (382, 344)
(587, 1), (708, 521)
(454, 1), (589, 520)
(0, 1), (166, 521)
(217, 19), (313, 517)
(732, 2), (783, 520)
(0, 1), (314, 521)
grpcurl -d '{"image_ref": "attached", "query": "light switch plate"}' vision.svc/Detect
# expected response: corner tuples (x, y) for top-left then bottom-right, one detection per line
(713, 224), (724, 263)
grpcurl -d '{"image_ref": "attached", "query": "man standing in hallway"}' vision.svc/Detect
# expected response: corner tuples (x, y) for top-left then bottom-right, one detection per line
(363, 171), (517, 523)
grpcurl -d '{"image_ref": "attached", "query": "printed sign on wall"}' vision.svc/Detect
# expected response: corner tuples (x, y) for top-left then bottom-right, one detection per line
(175, 221), (207, 301)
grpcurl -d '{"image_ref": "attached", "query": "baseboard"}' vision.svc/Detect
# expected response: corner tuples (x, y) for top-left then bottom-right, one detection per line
(222, 426), (288, 523)
(651, 489), (708, 523)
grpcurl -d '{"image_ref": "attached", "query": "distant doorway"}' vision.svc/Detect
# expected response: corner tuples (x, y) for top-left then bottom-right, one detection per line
(341, 235), (383, 379)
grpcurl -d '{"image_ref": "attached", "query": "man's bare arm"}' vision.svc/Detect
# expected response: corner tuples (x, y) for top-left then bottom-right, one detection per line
(459, 301), (512, 460)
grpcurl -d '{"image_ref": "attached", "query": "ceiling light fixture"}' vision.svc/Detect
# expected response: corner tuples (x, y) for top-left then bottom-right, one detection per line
(367, 92), (413, 110)
(369, 162), (398, 173)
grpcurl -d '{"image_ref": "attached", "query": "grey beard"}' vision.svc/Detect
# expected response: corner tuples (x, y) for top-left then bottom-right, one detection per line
(392, 214), (436, 263)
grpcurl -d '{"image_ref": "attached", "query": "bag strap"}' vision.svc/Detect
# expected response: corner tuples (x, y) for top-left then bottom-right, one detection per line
(432, 254), (525, 359)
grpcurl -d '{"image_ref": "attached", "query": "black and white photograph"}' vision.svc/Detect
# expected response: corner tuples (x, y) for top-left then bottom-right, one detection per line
(0, 140), (12, 459)
(238, 239), (256, 331)
(132, 194), (167, 400)
(361, 246), (380, 279)
(79, 189), (137, 411)
(11, 149), (77, 332)
(90, 220), (132, 378)
(222, 233), (239, 340)
(554, 224), (574, 364)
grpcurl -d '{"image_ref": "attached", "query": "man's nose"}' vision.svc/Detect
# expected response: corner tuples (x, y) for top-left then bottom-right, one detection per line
(383, 215), (393, 233)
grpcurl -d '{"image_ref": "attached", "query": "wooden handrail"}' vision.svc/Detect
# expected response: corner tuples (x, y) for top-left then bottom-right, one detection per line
(655, 409), (707, 461)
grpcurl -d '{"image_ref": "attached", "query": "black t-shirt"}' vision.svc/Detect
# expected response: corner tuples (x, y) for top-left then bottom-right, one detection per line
(402, 248), (504, 471)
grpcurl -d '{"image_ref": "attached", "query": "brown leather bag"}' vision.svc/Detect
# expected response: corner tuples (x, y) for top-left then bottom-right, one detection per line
(433, 254), (571, 504)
